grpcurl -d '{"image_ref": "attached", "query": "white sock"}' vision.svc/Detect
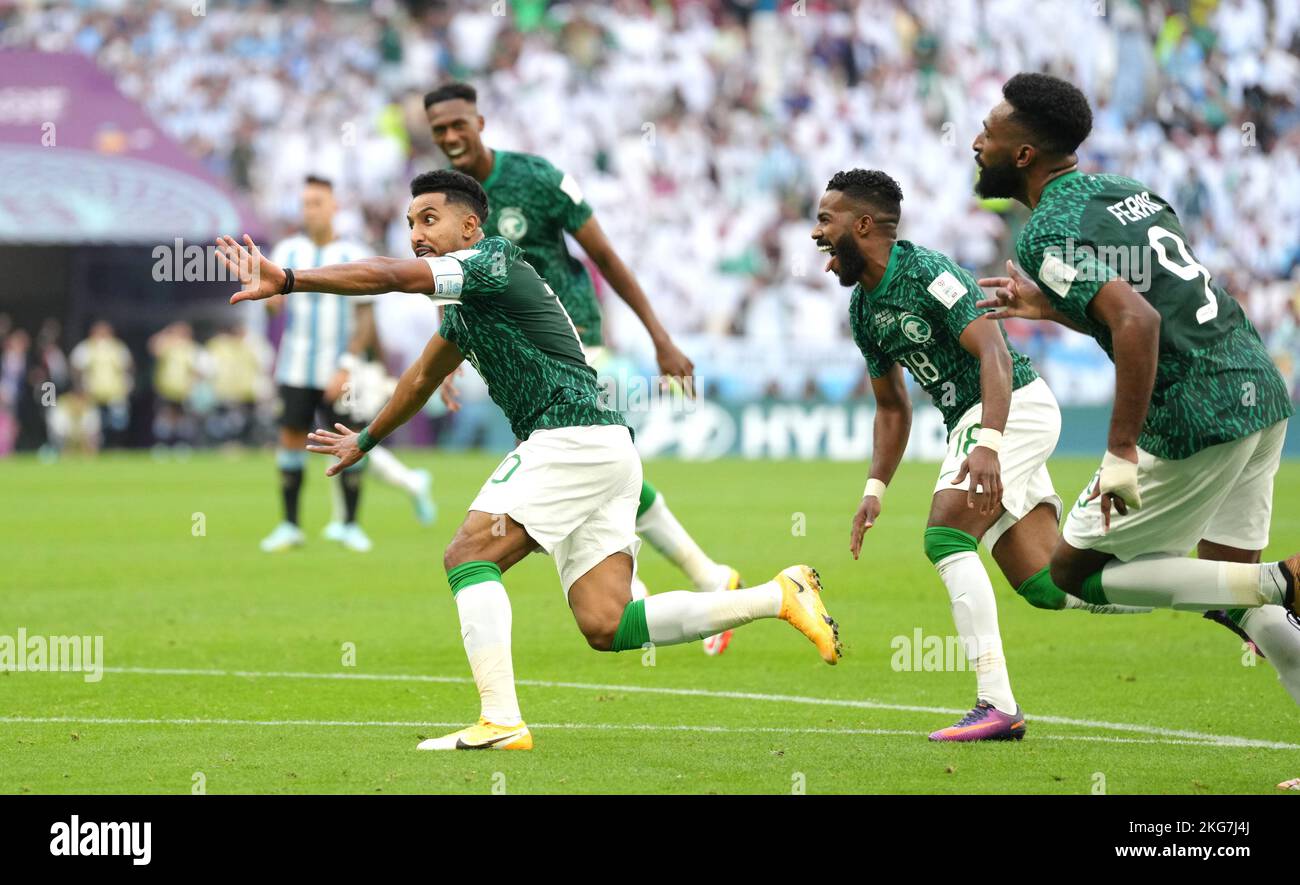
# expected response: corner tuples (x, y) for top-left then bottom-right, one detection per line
(1099, 557), (1283, 611)
(455, 580), (522, 726)
(1239, 606), (1300, 705)
(368, 444), (423, 495)
(636, 492), (724, 590)
(935, 551), (1016, 714)
(643, 582), (782, 645)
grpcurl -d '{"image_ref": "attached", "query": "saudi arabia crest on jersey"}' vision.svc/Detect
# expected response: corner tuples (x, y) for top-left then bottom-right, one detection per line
(497, 207), (528, 241)
(900, 313), (932, 344)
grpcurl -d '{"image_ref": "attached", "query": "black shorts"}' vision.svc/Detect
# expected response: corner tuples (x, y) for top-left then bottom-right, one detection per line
(277, 385), (345, 432)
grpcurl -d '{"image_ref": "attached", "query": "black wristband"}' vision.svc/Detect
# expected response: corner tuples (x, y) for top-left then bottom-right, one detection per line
(280, 267), (295, 295)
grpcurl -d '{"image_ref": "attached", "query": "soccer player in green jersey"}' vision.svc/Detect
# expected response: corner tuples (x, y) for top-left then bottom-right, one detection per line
(215, 170), (841, 750)
(813, 168), (1142, 741)
(972, 73), (1300, 701)
(423, 82), (743, 655)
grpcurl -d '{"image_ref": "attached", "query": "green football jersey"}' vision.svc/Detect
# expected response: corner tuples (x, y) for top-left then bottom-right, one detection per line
(1016, 171), (1292, 459)
(477, 149), (601, 346)
(431, 236), (627, 440)
(850, 240), (1038, 432)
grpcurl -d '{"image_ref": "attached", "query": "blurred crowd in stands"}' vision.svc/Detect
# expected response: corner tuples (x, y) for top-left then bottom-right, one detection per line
(0, 314), (274, 456)
(2, 0), (1299, 452)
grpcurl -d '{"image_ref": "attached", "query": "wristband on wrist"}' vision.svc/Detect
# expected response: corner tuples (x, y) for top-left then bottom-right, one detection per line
(280, 267), (295, 295)
(864, 478), (887, 500)
(974, 427), (1003, 453)
(357, 426), (379, 452)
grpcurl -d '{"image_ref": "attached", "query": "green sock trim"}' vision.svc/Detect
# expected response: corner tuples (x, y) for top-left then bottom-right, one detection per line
(923, 526), (979, 564)
(1225, 608), (1248, 627)
(637, 480), (659, 518)
(611, 599), (650, 652)
(446, 560), (502, 598)
(1080, 570), (1109, 606)
(1016, 566), (1068, 611)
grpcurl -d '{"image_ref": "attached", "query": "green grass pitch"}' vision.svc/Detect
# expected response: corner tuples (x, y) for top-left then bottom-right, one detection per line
(2, 450), (1298, 794)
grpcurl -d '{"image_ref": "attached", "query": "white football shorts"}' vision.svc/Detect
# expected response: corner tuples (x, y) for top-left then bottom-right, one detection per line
(1063, 419), (1287, 560)
(934, 376), (1063, 550)
(468, 423), (642, 594)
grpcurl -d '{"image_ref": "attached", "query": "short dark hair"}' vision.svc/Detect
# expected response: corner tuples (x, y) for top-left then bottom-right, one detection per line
(304, 174), (333, 190)
(1002, 72), (1093, 156)
(825, 169), (903, 220)
(423, 82), (477, 110)
(409, 169), (489, 221)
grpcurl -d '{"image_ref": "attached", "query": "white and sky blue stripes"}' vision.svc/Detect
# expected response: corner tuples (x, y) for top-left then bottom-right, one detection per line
(269, 235), (375, 390)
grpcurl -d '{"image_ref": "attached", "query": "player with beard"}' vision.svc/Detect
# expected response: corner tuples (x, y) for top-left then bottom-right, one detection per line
(424, 82), (743, 655)
(813, 168), (1146, 741)
(973, 73), (1300, 705)
(216, 170), (842, 751)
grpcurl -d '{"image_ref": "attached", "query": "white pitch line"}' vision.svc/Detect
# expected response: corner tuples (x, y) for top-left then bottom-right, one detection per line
(0, 715), (1263, 748)
(93, 665), (1300, 751)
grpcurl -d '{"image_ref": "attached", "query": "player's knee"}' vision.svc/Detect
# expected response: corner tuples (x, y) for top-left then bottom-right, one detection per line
(443, 527), (493, 572)
(443, 540), (470, 573)
(584, 626), (616, 652)
(1049, 559), (1084, 596)
(923, 525), (978, 566)
(573, 607), (620, 652)
(579, 617), (618, 652)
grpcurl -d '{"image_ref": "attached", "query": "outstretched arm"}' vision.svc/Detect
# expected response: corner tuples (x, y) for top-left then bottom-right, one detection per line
(307, 332), (464, 476)
(571, 216), (694, 386)
(216, 235), (438, 302)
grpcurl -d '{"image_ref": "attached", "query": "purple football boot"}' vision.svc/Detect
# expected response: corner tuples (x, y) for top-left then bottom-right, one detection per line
(1203, 610), (1263, 659)
(929, 700), (1026, 742)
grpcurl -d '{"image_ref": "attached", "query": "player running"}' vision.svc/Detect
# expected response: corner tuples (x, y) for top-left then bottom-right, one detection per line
(258, 176), (433, 553)
(424, 82), (742, 654)
(972, 73), (1300, 700)
(216, 170), (841, 751)
(815, 169), (1142, 742)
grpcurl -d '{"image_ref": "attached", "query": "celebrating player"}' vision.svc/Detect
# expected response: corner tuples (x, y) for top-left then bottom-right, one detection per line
(216, 170), (842, 751)
(424, 82), (742, 654)
(972, 73), (1300, 692)
(815, 169), (1142, 742)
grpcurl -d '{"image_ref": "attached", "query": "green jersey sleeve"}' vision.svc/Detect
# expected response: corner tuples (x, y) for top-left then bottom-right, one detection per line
(437, 307), (460, 346)
(915, 263), (986, 343)
(848, 294), (895, 378)
(422, 236), (523, 302)
(1016, 221), (1118, 331)
(861, 336), (894, 378)
(539, 159), (593, 234)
